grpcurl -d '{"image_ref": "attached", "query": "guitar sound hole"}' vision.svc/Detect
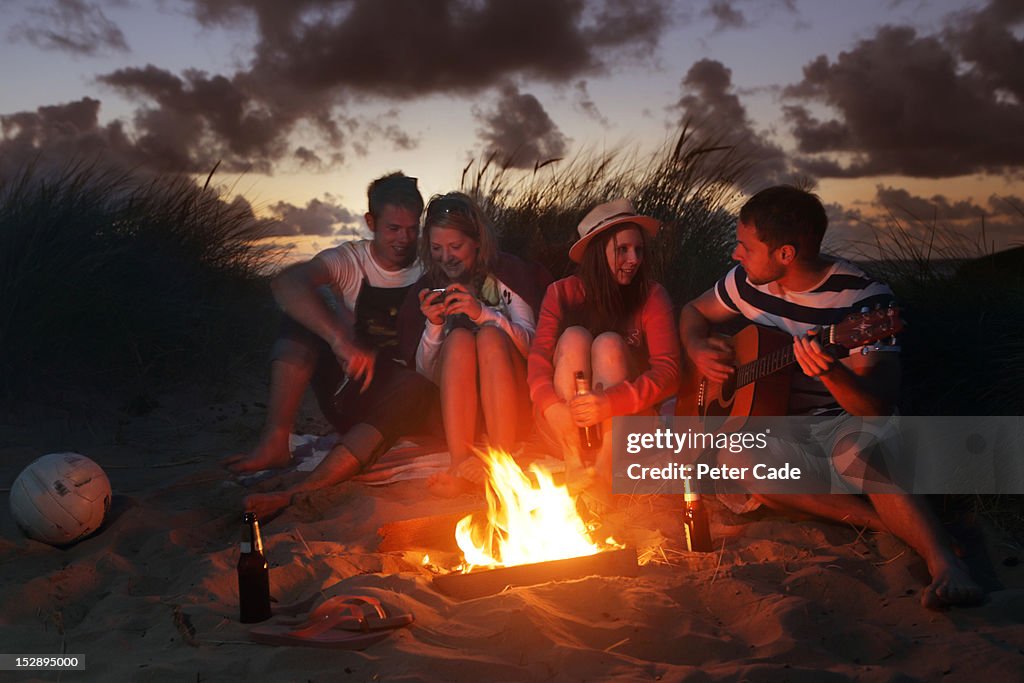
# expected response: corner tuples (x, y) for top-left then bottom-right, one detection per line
(720, 375), (736, 403)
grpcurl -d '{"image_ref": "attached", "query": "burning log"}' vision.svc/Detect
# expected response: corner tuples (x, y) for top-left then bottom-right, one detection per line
(377, 508), (483, 553)
(432, 546), (638, 600)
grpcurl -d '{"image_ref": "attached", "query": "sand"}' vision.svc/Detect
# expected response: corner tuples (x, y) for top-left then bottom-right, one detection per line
(2, 384), (1023, 682)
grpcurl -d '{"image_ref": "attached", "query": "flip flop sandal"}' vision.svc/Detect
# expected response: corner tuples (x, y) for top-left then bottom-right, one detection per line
(249, 595), (413, 648)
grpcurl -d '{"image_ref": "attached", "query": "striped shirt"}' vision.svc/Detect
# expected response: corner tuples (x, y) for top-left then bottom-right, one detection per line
(713, 259), (896, 415)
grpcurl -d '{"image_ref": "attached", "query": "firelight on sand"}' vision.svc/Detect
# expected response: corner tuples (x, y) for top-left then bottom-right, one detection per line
(454, 449), (621, 571)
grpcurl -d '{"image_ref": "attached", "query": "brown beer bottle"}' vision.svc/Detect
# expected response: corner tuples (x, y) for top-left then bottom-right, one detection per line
(682, 480), (713, 552)
(574, 371), (602, 451)
(238, 511), (272, 623)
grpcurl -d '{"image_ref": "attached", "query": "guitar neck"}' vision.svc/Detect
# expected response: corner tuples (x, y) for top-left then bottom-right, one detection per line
(727, 305), (901, 390)
(735, 344), (798, 389)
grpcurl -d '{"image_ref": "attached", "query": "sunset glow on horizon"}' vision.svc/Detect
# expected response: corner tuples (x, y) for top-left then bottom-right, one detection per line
(2, 0), (1021, 263)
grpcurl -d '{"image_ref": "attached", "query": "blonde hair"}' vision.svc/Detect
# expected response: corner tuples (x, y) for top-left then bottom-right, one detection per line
(420, 192), (497, 289)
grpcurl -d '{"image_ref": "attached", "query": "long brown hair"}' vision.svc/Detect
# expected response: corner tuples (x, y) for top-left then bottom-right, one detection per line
(577, 224), (650, 334)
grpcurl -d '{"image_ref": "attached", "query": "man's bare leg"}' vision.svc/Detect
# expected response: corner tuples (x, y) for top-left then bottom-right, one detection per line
(243, 423), (382, 518)
(756, 492), (982, 607)
(867, 493), (983, 608)
(225, 358), (312, 473)
(754, 493), (887, 532)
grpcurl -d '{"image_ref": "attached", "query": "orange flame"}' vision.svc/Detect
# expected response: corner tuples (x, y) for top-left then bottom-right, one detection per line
(455, 448), (620, 571)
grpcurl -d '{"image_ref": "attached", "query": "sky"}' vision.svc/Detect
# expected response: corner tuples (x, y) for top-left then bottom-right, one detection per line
(2, 0), (1022, 262)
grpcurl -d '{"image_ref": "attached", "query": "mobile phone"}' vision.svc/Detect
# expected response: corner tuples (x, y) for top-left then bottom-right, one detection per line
(430, 288), (448, 301)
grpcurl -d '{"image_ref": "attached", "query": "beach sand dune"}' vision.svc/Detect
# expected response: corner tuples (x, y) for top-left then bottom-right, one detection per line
(2, 393), (1022, 682)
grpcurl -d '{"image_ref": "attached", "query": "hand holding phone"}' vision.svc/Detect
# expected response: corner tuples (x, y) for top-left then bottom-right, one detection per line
(418, 287), (447, 326)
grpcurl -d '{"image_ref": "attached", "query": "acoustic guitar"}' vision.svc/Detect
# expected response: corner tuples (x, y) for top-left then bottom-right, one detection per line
(675, 305), (903, 431)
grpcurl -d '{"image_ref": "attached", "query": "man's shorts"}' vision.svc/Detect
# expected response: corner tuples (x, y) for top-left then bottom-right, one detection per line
(272, 315), (438, 465)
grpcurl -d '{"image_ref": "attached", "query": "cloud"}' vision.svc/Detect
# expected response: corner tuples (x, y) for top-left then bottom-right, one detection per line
(783, 1), (1024, 178)
(97, 64), (310, 174)
(356, 109), (420, 157)
(703, 1), (745, 30)
(4, 1), (668, 178)
(864, 185), (1024, 254)
(266, 196), (363, 237)
(820, 200), (869, 254)
(13, 0), (128, 56)
(0, 96), (144, 179)
(474, 83), (570, 169)
(873, 186), (990, 221)
(873, 185), (1024, 221)
(186, 0), (671, 98)
(674, 58), (789, 184)
(294, 146), (322, 169)
(573, 80), (609, 126)
(698, 0), (798, 33)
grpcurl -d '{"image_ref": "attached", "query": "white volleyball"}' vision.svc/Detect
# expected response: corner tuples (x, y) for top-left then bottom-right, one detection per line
(9, 452), (112, 546)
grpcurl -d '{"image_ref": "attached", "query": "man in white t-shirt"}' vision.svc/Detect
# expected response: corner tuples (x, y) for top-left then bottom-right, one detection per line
(679, 185), (982, 608)
(225, 173), (436, 517)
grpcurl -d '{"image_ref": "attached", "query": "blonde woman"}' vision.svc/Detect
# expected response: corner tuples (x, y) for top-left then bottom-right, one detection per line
(398, 192), (549, 495)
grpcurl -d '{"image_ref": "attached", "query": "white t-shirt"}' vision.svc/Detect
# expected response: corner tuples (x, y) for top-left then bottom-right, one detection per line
(313, 240), (423, 314)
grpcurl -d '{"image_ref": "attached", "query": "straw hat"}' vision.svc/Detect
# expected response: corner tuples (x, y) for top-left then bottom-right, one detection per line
(568, 198), (660, 263)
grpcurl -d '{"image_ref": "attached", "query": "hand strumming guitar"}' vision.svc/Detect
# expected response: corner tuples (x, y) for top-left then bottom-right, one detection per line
(686, 336), (735, 384)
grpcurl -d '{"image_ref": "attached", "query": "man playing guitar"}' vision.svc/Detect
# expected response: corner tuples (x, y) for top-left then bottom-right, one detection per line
(678, 185), (981, 608)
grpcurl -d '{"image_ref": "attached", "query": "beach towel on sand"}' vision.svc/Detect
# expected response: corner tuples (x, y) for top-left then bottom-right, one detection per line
(234, 434), (451, 487)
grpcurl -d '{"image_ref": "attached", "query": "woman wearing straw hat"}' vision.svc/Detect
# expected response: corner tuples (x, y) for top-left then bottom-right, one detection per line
(398, 192), (549, 496)
(527, 198), (680, 499)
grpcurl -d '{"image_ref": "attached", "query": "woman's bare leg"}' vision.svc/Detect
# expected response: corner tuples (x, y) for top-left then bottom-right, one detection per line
(476, 326), (527, 453)
(590, 332), (630, 482)
(428, 328), (481, 497)
(439, 328), (479, 467)
(550, 326), (594, 475)
(553, 326), (593, 402)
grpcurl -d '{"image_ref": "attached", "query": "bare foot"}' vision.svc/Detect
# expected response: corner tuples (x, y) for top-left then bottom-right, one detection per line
(427, 459), (485, 498)
(243, 491), (293, 519)
(576, 474), (613, 518)
(564, 464), (598, 498)
(223, 431), (292, 474)
(921, 556), (984, 609)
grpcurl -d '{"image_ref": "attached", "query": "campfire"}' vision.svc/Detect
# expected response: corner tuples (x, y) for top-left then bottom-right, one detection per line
(378, 449), (639, 599)
(453, 448), (622, 571)
(429, 449), (638, 599)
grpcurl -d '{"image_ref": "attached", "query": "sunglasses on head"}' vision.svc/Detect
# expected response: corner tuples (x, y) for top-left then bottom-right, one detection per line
(426, 195), (471, 222)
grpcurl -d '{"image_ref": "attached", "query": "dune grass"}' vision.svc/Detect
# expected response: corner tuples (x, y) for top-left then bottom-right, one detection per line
(460, 123), (752, 306)
(0, 161), (279, 406)
(848, 213), (1024, 415)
